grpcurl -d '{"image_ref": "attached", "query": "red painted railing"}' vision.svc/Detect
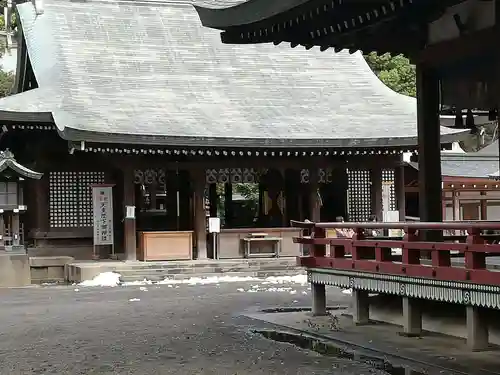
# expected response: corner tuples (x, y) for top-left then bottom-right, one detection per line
(291, 221), (500, 286)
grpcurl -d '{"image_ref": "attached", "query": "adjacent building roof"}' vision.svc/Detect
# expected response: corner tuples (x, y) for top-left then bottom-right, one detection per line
(0, 0), (465, 148)
(409, 149), (499, 179)
(476, 140), (499, 156)
(0, 150), (43, 180)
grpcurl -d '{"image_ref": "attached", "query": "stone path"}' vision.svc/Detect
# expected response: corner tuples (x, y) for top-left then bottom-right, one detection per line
(0, 280), (389, 375)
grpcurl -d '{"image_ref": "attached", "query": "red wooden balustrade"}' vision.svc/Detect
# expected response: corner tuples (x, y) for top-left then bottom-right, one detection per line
(291, 220), (500, 286)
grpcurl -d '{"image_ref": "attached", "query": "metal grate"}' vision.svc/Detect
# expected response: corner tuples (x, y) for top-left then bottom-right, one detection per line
(347, 169), (371, 222)
(49, 171), (105, 228)
(382, 169), (396, 212)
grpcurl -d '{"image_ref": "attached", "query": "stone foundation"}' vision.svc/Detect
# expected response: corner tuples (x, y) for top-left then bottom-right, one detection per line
(30, 256), (74, 284)
(0, 254), (31, 287)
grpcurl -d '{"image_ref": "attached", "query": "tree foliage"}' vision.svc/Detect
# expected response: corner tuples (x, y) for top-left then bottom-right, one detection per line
(364, 52), (416, 97)
(0, 68), (13, 97)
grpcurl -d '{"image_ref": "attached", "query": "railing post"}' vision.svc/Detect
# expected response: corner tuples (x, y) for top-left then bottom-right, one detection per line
(432, 243), (451, 268)
(466, 228), (486, 271)
(311, 225), (327, 316)
(351, 228), (366, 260)
(312, 226), (326, 257)
(402, 227), (420, 265)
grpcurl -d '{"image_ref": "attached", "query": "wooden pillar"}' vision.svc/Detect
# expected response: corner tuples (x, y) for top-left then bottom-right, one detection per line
(224, 183), (233, 227)
(416, 64), (442, 240)
(480, 191), (487, 220)
(284, 169), (300, 223)
(394, 162), (406, 222)
(35, 175), (49, 232)
(309, 168), (320, 222)
(123, 169), (136, 261)
(452, 191), (460, 221)
(496, 0), (500, 195)
(193, 170), (207, 260)
(165, 170), (178, 230)
(0, 212), (5, 250)
(208, 183), (218, 259)
(370, 168), (383, 221)
(11, 211), (20, 247)
(178, 171), (191, 231)
(208, 183), (218, 217)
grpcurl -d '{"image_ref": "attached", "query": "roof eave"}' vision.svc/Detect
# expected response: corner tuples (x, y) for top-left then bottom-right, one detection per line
(194, 0), (312, 29)
(0, 158), (43, 180)
(0, 110), (53, 124)
(58, 126), (467, 149)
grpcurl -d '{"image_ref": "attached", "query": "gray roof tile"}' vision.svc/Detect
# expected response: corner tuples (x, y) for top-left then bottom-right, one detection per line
(2, 0), (465, 147)
(476, 140), (499, 156)
(409, 152), (499, 178)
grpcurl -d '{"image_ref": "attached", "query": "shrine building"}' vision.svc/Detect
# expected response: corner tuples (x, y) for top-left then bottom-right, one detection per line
(0, 0), (464, 285)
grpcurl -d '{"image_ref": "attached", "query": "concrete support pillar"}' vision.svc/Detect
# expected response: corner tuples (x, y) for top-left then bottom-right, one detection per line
(416, 64), (442, 240)
(352, 289), (369, 325)
(193, 170), (208, 260)
(466, 306), (489, 351)
(402, 297), (422, 337)
(370, 168), (383, 222)
(311, 282), (327, 316)
(123, 169), (136, 261)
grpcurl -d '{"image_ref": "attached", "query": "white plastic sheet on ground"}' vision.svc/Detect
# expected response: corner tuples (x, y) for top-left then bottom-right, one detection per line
(78, 272), (122, 287)
(78, 272), (309, 291)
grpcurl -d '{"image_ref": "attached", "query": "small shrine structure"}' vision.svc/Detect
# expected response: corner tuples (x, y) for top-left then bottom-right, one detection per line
(0, 149), (42, 286)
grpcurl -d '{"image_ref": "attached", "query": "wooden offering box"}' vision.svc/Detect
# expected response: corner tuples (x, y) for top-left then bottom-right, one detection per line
(137, 231), (193, 261)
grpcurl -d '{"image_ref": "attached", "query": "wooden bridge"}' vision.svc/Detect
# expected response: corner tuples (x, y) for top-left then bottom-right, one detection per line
(292, 220), (500, 351)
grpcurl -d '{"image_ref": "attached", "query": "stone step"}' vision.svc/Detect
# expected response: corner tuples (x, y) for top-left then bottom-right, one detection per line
(113, 264), (301, 275)
(112, 259), (298, 271)
(119, 269), (306, 283)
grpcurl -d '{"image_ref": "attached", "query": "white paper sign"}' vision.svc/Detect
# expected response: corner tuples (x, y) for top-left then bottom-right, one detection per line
(208, 217), (220, 233)
(92, 186), (114, 245)
(125, 205), (135, 219)
(385, 210), (402, 237)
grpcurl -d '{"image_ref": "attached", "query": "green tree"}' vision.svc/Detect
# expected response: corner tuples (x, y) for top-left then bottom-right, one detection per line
(0, 67), (14, 97)
(364, 52), (416, 97)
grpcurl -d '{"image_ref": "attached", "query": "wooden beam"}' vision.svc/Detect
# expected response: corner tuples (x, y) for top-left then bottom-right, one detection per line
(418, 26), (496, 69)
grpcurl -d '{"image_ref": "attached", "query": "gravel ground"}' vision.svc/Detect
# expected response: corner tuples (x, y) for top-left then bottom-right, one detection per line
(0, 280), (384, 375)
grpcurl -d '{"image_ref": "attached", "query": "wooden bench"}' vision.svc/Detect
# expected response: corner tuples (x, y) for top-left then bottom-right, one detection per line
(242, 233), (282, 258)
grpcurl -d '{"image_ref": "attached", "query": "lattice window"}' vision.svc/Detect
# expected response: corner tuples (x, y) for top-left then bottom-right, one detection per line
(347, 169), (371, 222)
(49, 171), (106, 228)
(382, 169), (397, 212)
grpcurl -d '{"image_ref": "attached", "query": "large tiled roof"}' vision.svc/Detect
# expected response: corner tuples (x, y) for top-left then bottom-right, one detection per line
(1, 0), (465, 147)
